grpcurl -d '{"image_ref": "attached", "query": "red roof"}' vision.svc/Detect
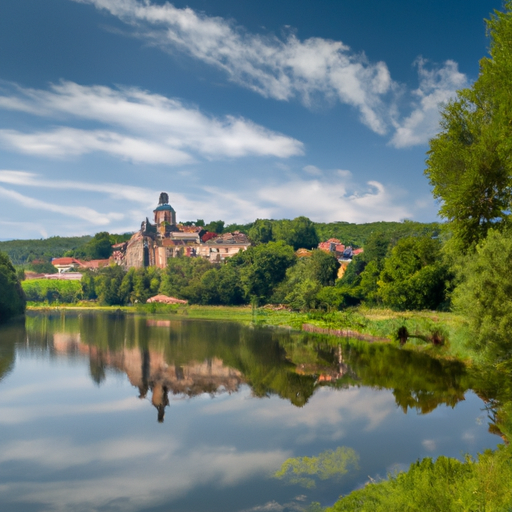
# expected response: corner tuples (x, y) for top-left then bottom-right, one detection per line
(51, 257), (83, 266)
(201, 232), (218, 242)
(81, 259), (110, 269)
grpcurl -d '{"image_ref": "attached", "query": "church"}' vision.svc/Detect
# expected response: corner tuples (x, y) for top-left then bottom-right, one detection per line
(112, 192), (251, 269)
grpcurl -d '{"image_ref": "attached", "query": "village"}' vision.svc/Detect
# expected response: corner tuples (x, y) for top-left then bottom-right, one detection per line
(31, 192), (362, 281)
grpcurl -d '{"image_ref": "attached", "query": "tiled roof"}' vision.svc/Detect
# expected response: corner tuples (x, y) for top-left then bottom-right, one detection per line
(51, 257), (83, 266)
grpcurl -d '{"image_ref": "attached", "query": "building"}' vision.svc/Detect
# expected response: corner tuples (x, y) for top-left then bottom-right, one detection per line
(116, 192), (251, 269)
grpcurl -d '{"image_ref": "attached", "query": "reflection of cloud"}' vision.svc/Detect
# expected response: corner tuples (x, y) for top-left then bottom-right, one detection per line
(203, 386), (395, 436)
(0, 437), (289, 512)
(0, 438), (166, 469)
(0, 397), (146, 424)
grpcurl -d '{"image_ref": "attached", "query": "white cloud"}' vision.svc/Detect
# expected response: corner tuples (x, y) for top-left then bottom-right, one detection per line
(71, 1), (469, 146)
(390, 59), (468, 148)
(0, 186), (124, 226)
(0, 170), (157, 205)
(0, 81), (303, 162)
(0, 128), (194, 164)
(303, 165), (322, 176)
(254, 175), (410, 223)
(421, 439), (437, 452)
(73, 0), (395, 134)
(0, 168), (411, 234)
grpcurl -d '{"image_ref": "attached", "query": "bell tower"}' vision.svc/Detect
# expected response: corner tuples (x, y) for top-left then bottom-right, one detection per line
(153, 192), (176, 226)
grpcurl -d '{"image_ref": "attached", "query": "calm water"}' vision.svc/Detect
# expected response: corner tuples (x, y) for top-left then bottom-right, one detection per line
(0, 312), (501, 512)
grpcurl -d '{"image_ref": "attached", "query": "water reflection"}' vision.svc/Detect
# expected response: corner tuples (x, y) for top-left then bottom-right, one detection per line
(21, 312), (475, 422)
(0, 312), (503, 512)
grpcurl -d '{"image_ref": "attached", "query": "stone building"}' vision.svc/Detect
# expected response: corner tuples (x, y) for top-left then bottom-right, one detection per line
(114, 192), (250, 269)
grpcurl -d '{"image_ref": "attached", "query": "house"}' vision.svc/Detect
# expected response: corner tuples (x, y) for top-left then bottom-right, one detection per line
(51, 257), (83, 273)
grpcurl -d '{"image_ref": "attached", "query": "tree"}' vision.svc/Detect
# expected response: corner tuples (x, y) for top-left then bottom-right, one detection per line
(378, 237), (451, 311)
(248, 219), (273, 244)
(273, 217), (319, 250)
(453, 230), (512, 364)
(0, 251), (26, 322)
(93, 265), (126, 305)
(425, 2), (512, 253)
(233, 241), (296, 304)
(85, 232), (113, 260)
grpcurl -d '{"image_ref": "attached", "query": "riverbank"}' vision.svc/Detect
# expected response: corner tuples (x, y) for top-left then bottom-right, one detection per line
(27, 302), (471, 363)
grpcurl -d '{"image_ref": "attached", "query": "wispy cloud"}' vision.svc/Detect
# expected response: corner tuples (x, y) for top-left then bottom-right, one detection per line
(72, 0), (468, 144)
(73, 0), (395, 134)
(0, 184), (124, 226)
(0, 168), (412, 233)
(390, 59), (468, 148)
(0, 170), (157, 205)
(0, 81), (303, 162)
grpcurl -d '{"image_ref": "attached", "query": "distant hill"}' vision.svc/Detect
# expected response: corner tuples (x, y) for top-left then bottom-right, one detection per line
(313, 220), (442, 248)
(0, 236), (92, 265)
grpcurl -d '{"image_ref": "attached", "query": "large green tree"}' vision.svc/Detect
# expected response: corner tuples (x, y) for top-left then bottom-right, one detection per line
(378, 237), (451, 311)
(232, 241), (296, 304)
(425, 2), (512, 253)
(453, 229), (512, 364)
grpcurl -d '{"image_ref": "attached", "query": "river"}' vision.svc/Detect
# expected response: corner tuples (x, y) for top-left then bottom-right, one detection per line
(0, 312), (501, 511)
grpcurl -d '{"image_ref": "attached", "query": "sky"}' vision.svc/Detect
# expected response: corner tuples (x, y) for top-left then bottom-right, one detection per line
(0, 0), (503, 238)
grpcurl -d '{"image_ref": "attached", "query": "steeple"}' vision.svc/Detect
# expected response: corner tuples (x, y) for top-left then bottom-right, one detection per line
(153, 192), (176, 225)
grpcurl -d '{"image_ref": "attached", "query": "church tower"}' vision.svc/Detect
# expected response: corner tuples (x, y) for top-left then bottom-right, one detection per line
(153, 192), (176, 226)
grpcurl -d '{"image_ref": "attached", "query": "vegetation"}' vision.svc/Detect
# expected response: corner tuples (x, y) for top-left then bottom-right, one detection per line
(0, 235), (92, 265)
(22, 279), (82, 304)
(0, 251), (26, 323)
(328, 449), (512, 511)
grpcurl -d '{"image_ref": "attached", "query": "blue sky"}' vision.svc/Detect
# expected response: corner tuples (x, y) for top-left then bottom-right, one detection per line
(0, 0), (502, 238)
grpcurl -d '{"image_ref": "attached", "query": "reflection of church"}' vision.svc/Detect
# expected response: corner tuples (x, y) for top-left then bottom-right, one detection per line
(127, 348), (243, 423)
(51, 331), (244, 423)
(112, 192), (251, 269)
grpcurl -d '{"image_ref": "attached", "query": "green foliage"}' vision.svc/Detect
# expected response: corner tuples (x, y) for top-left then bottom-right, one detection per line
(22, 278), (81, 304)
(453, 229), (512, 364)
(29, 260), (58, 274)
(0, 251), (26, 322)
(273, 216), (319, 250)
(84, 231), (114, 260)
(204, 220), (225, 234)
(273, 250), (339, 310)
(233, 241), (296, 304)
(92, 265), (126, 305)
(0, 235), (92, 265)
(378, 237), (452, 311)
(425, 2), (512, 253)
(314, 221), (441, 249)
(248, 219), (273, 244)
(328, 447), (512, 512)
(274, 447), (359, 489)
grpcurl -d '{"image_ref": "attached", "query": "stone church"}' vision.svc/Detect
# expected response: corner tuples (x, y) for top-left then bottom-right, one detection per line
(112, 192), (250, 269)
